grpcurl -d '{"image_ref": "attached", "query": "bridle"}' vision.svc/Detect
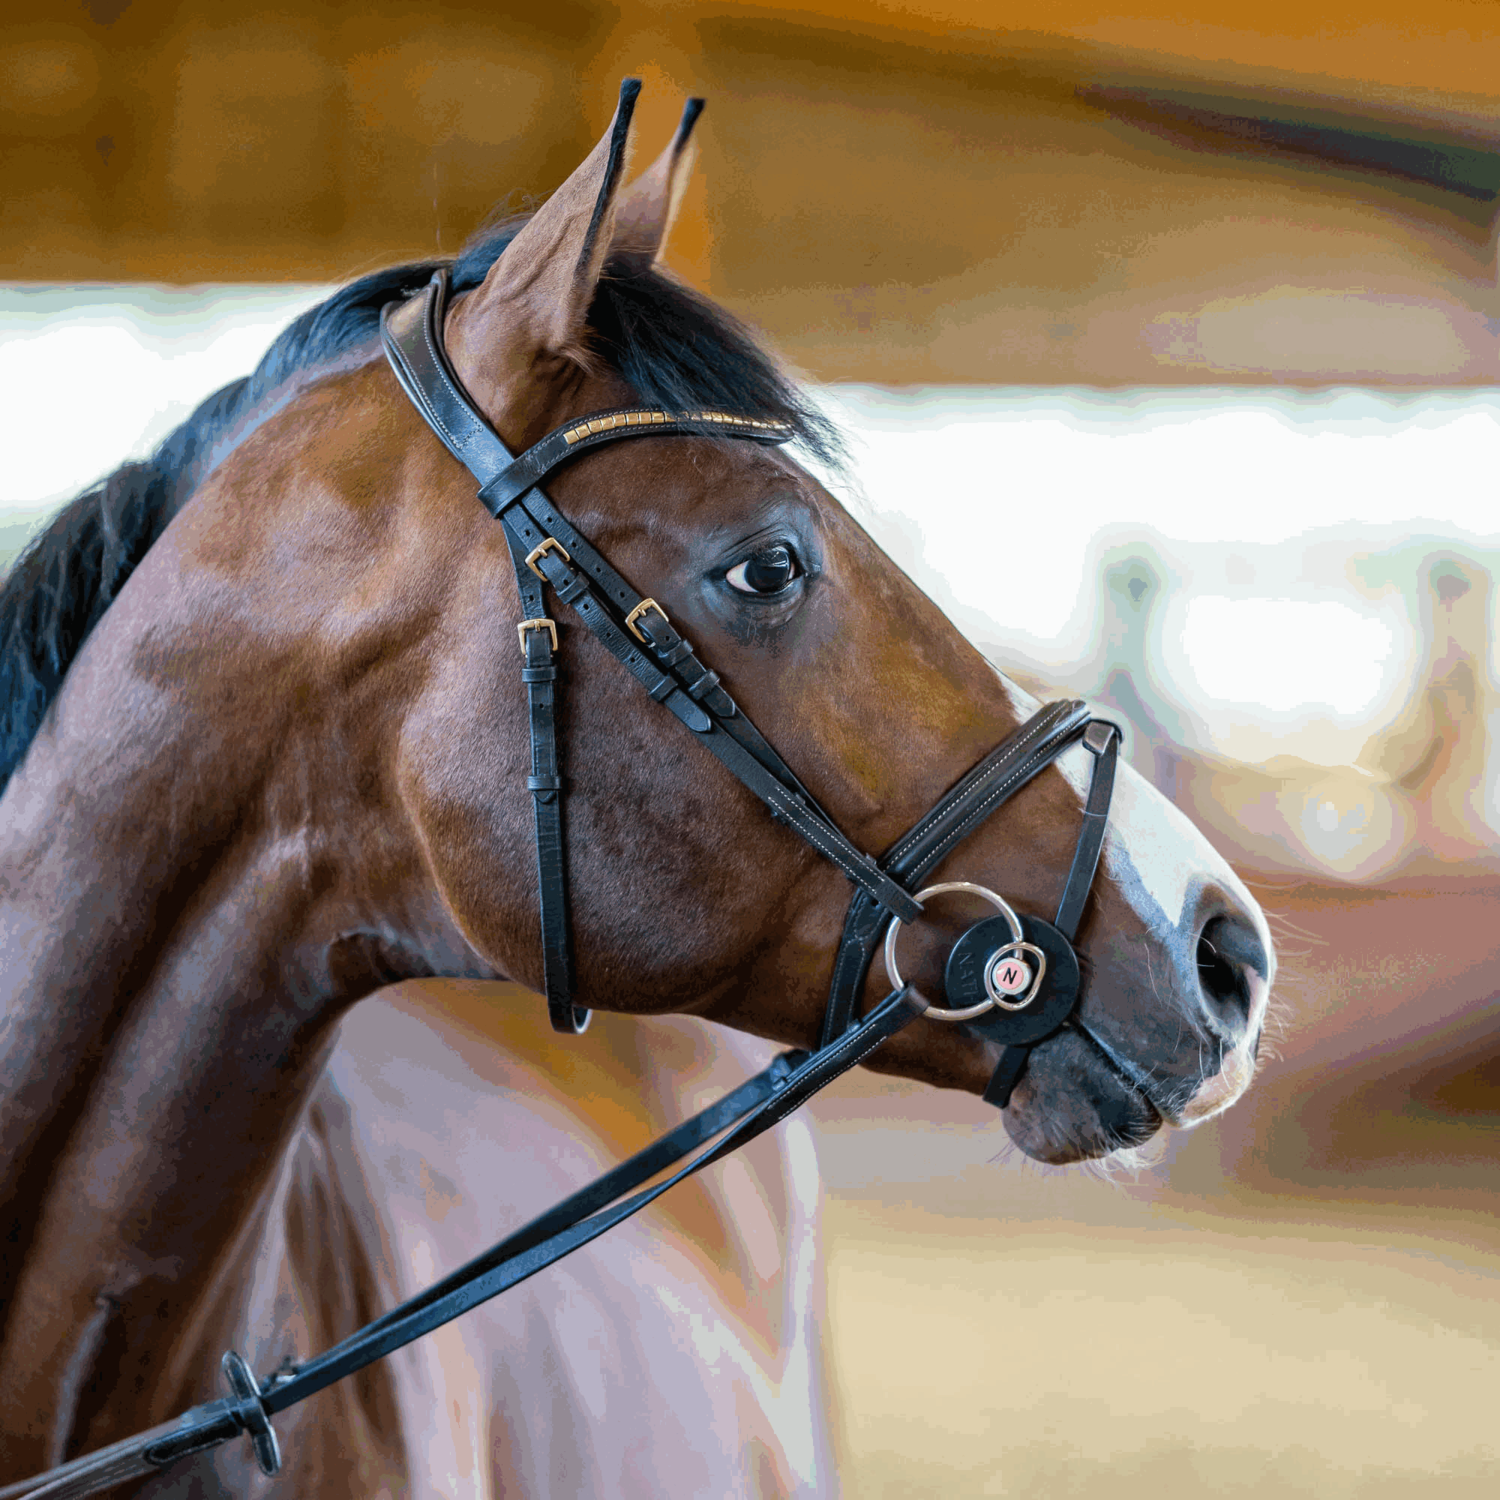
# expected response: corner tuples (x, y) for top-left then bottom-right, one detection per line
(379, 269), (1121, 1081)
(4, 271), (1122, 1499)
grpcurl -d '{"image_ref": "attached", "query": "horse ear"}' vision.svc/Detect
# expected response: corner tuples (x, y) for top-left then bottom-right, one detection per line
(612, 98), (705, 266)
(450, 79), (640, 393)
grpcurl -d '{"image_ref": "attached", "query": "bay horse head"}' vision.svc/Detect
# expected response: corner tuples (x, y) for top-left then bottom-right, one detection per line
(375, 84), (1274, 1161)
(0, 78), (1273, 1481)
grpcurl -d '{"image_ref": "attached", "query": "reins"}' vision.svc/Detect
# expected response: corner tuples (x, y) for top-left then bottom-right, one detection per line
(4, 271), (1121, 1497)
(0, 990), (923, 1500)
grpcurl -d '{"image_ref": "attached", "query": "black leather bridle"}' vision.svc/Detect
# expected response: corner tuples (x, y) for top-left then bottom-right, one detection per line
(379, 267), (1121, 1100)
(4, 272), (1123, 1499)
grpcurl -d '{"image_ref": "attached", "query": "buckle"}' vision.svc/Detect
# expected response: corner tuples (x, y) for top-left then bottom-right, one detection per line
(517, 617), (558, 653)
(525, 537), (571, 579)
(624, 598), (669, 643)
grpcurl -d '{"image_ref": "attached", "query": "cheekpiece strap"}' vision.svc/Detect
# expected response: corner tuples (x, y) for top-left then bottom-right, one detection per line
(1052, 721), (1119, 943)
(384, 271), (589, 1031)
(980, 717), (1122, 1110)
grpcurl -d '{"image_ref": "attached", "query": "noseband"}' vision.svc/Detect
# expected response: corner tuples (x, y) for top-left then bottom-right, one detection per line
(380, 269), (1121, 1108)
(5, 271), (1124, 1498)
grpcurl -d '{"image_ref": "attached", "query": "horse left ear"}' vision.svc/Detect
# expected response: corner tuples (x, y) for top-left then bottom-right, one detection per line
(448, 79), (640, 405)
(612, 98), (705, 266)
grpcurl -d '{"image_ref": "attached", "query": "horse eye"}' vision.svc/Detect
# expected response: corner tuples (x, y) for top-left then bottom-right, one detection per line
(725, 544), (801, 596)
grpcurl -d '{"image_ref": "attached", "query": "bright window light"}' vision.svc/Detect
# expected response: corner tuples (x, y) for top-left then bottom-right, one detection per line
(1169, 596), (1396, 716)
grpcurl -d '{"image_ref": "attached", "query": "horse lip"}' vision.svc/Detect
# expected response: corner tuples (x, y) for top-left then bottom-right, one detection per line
(1066, 1018), (1181, 1124)
(998, 1024), (1163, 1163)
(1177, 1040), (1258, 1125)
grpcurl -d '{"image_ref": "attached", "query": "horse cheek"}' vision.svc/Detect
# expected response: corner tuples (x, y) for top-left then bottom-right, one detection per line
(394, 683), (537, 984)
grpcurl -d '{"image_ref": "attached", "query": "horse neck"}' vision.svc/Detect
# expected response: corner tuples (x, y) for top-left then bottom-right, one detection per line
(0, 418), (489, 1468)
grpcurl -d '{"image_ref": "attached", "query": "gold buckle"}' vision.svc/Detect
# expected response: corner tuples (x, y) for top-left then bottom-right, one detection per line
(517, 617), (558, 654)
(525, 537), (570, 579)
(624, 598), (669, 643)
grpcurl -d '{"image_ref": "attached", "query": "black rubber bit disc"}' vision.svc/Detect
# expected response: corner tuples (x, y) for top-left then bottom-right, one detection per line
(942, 912), (1081, 1047)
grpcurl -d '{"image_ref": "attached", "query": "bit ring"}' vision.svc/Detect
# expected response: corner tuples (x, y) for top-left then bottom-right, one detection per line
(883, 881), (1024, 1022)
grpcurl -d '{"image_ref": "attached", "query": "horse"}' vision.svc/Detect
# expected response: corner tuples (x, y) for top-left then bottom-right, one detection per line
(0, 84), (1274, 1496)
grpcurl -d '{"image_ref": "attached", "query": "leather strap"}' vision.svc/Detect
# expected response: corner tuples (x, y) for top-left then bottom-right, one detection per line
(380, 270), (509, 485)
(479, 408), (792, 512)
(818, 698), (1092, 1047)
(495, 461), (846, 822)
(383, 269), (1123, 1101)
(501, 522), (585, 1033)
(383, 270), (791, 500)
(1052, 721), (1118, 943)
(383, 271), (581, 1031)
(516, 535), (921, 918)
(981, 721), (1121, 1109)
(262, 986), (922, 1419)
(384, 270), (1113, 1068)
(10, 256), (1132, 1500)
(381, 271), (922, 1036)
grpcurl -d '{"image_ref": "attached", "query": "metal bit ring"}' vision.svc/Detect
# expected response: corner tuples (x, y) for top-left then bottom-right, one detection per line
(883, 881), (1025, 1022)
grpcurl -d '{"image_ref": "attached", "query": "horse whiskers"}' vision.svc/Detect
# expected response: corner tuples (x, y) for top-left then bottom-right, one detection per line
(1141, 937), (1167, 1009)
(1089, 1129), (1172, 1181)
(1258, 906), (1328, 951)
(983, 1119), (1170, 1184)
(1252, 987), (1296, 1065)
(1142, 938), (1195, 1067)
(1144, 1066), (1201, 1124)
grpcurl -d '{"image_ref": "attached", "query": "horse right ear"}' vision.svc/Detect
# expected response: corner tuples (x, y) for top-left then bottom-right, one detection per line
(448, 79), (641, 413)
(612, 97), (705, 267)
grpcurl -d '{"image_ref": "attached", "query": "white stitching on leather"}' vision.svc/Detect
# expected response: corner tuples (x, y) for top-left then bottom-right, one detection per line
(884, 708), (1062, 863)
(772, 795), (910, 911)
(770, 998), (916, 1118)
(417, 297), (481, 458)
(767, 791), (865, 881)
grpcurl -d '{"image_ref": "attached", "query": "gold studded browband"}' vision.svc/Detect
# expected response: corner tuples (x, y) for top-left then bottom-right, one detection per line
(561, 409), (790, 445)
(469, 405), (795, 512)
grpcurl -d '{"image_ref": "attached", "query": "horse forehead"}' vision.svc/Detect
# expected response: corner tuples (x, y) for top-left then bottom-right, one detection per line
(566, 429), (813, 528)
(678, 435), (816, 504)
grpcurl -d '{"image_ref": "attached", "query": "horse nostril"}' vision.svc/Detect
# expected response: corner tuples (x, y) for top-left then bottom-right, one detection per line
(1195, 914), (1266, 1039)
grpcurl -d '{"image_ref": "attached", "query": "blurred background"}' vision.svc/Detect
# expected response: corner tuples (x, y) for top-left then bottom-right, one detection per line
(2, 2), (1496, 1494)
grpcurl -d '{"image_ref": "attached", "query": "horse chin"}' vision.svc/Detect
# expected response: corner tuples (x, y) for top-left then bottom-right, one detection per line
(999, 1027), (1163, 1166)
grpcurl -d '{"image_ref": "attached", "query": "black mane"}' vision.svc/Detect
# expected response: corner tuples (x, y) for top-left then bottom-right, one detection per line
(0, 222), (839, 793)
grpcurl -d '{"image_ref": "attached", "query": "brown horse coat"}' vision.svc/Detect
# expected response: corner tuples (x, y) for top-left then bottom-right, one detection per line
(0, 88), (1272, 1493)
